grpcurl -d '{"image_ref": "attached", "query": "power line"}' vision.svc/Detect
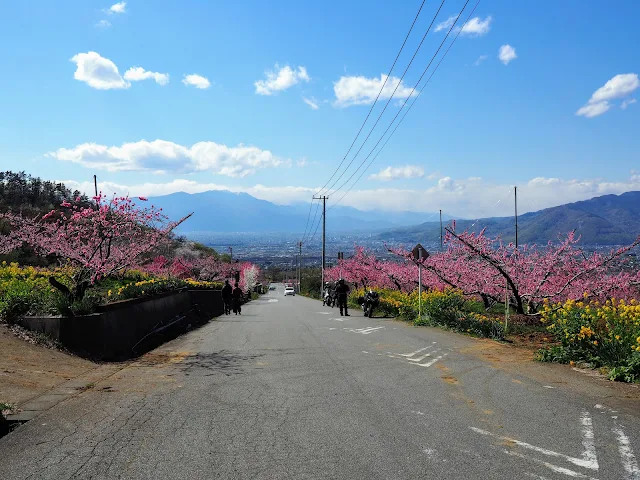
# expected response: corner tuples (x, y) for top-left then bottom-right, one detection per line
(299, 197), (318, 244)
(320, 0), (448, 197)
(301, 199), (322, 244)
(315, 0), (429, 197)
(329, 0), (479, 209)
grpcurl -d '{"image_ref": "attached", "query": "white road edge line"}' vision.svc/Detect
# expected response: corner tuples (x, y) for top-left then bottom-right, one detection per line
(613, 421), (640, 479)
(470, 426), (598, 470)
(504, 450), (599, 480)
(580, 411), (599, 470)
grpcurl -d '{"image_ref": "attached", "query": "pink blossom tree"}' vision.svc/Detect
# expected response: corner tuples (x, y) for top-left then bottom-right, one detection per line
(0, 194), (191, 301)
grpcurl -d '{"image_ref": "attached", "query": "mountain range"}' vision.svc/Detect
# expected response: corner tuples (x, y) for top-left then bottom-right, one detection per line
(149, 190), (640, 246)
(148, 190), (448, 234)
(377, 191), (640, 246)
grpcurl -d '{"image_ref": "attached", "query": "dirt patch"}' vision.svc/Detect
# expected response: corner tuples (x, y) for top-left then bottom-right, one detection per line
(0, 324), (96, 406)
(441, 375), (459, 385)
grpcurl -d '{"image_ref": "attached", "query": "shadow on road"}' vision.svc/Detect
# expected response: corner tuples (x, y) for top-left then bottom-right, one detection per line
(179, 351), (263, 377)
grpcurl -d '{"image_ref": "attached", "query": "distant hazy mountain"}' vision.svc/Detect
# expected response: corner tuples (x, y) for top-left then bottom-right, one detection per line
(376, 191), (640, 246)
(148, 190), (451, 234)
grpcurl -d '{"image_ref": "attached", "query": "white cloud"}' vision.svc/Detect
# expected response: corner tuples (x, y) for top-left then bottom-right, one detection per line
(124, 67), (169, 86)
(46, 139), (290, 177)
(96, 19), (111, 28)
(576, 101), (611, 118)
(254, 64), (310, 95)
(474, 55), (488, 66)
(333, 74), (416, 107)
(182, 74), (211, 89)
(302, 96), (319, 110)
(107, 2), (126, 14)
(70, 51), (130, 90)
(435, 15), (491, 36)
(498, 45), (517, 65)
(434, 15), (458, 32)
(369, 165), (425, 181)
(460, 16), (492, 36)
(576, 73), (639, 118)
(621, 98), (637, 110)
(59, 174), (640, 218)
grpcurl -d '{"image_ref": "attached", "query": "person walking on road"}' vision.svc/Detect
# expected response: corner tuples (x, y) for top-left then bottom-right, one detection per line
(221, 279), (232, 315)
(232, 282), (243, 315)
(336, 278), (350, 316)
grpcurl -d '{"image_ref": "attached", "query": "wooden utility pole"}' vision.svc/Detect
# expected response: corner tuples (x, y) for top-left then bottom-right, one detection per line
(298, 241), (302, 292)
(93, 175), (98, 197)
(313, 195), (328, 297)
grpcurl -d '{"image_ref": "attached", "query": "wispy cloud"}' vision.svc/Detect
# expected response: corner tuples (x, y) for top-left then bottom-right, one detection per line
(95, 19), (111, 28)
(435, 15), (492, 36)
(621, 98), (637, 110)
(474, 55), (488, 66)
(498, 44), (517, 65)
(302, 96), (319, 110)
(576, 73), (639, 118)
(333, 74), (416, 107)
(255, 64), (310, 95)
(182, 74), (211, 89)
(369, 165), (425, 181)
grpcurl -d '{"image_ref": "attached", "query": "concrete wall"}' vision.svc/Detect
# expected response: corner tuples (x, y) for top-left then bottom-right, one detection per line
(17, 289), (223, 361)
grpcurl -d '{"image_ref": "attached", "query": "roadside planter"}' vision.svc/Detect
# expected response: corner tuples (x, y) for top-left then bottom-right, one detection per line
(16, 289), (223, 361)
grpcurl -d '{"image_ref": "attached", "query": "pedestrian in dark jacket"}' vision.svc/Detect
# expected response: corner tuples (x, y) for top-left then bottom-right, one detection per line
(221, 280), (232, 315)
(232, 282), (243, 315)
(335, 279), (351, 316)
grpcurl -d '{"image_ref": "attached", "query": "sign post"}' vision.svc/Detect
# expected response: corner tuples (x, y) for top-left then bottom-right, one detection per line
(412, 244), (429, 319)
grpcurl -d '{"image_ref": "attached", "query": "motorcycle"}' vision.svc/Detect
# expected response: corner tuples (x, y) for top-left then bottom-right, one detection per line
(323, 289), (335, 307)
(361, 291), (380, 318)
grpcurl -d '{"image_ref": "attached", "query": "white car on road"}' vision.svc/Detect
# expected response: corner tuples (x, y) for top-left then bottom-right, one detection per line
(284, 286), (295, 296)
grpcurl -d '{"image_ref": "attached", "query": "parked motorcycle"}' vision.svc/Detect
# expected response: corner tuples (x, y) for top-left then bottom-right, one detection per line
(323, 289), (335, 307)
(360, 290), (380, 318)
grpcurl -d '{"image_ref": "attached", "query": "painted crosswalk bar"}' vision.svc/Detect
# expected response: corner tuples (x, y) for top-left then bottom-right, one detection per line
(344, 326), (385, 335)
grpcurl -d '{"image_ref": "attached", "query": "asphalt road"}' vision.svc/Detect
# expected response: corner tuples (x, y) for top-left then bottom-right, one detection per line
(1, 284), (639, 479)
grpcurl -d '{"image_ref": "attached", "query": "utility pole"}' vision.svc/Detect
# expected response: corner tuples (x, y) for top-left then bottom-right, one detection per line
(313, 195), (328, 297)
(93, 175), (98, 197)
(439, 209), (443, 251)
(229, 247), (233, 263)
(514, 186), (518, 249)
(298, 241), (302, 293)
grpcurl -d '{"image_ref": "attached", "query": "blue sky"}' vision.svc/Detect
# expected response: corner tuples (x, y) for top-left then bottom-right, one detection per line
(0, 0), (638, 218)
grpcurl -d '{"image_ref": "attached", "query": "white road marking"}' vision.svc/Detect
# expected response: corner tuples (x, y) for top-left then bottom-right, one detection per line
(470, 426), (599, 470)
(328, 328), (337, 330)
(344, 326), (385, 335)
(397, 345), (435, 357)
(407, 350), (441, 362)
(580, 411), (599, 470)
(594, 404), (605, 410)
(267, 299), (278, 303)
(543, 386), (555, 389)
(613, 422), (640, 480)
(416, 353), (448, 367)
(362, 351), (369, 354)
(411, 411), (426, 416)
(504, 450), (599, 480)
(316, 312), (331, 315)
(330, 318), (344, 322)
